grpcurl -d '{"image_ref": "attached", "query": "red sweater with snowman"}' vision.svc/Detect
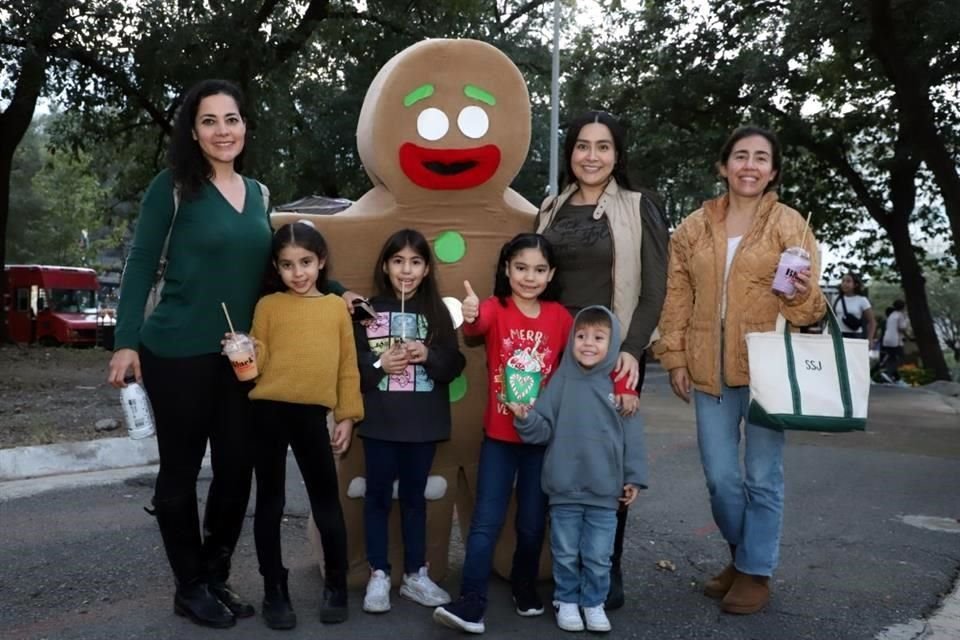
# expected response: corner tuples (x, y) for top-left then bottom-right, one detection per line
(463, 297), (636, 443)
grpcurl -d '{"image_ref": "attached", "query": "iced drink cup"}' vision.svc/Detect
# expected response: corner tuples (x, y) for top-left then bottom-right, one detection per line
(224, 333), (258, 381)
(772, 247), (811, 296)
(504, 350), (543, 404)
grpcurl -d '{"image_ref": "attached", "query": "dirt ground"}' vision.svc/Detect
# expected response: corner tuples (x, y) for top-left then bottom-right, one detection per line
(0, 344), (119, 449)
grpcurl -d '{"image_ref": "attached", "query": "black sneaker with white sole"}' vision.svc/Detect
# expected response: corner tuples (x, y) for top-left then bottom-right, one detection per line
(432, 592), (486, 634)
(512, 582), (544, 617)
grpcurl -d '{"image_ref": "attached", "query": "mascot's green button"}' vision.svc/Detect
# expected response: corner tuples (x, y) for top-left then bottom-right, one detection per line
(434, 231), (466, 263)
(449, 374), (468, 402)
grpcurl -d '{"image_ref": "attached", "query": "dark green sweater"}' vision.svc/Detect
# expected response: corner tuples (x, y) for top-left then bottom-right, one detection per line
(115, 170), (272, 357)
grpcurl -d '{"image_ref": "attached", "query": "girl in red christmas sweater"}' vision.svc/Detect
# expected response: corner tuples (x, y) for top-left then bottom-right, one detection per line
(433, 233), (636, 633)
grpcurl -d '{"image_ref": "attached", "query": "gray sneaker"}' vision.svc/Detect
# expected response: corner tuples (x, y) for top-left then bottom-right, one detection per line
(399, 566), (451, 606)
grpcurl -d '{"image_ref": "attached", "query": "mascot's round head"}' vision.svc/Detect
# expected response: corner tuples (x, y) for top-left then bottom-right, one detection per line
(357, 39), (531, 201)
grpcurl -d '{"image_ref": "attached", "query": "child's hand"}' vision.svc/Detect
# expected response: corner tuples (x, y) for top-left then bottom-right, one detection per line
(462, 280), (479, 324)
(617, 394), (639, 417)
(620, 484), (640, 506)
(505, 402), (530, 419)
(380, 343), (410, 375)
(404, 340), (428, 364)
(332, 419), (354, 455)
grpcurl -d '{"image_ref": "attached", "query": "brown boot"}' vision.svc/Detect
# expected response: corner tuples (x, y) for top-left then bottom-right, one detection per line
(721, 573), (770, 614)
(703, 564), (738, 599)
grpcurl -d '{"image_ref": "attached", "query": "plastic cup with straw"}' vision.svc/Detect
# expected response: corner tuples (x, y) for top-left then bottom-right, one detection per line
(772, 211), (814, 297)
(221, 301), (259, 381)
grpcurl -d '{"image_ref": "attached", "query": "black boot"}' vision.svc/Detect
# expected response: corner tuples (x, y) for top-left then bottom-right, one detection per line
(605, 505), (628, 610)
(320, 571), (348, 624)
(262, 569), (297, 630)
(174, 580), (236, 628)
(203, 541), (255, 618)
(154, 495), (236, 628)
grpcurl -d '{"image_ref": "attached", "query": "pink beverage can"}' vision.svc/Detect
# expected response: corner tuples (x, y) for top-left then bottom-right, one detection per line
(771, 247), (811, 296)
(224, 333), (258, 381)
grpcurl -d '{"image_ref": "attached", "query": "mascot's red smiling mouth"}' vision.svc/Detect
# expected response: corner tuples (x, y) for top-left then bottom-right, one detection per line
(399, 142), (501, 190)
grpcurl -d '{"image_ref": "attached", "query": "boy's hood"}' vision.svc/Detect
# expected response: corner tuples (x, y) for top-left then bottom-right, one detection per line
(557, 305), (622, 379)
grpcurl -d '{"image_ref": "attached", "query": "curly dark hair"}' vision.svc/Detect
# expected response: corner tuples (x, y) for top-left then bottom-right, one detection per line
(168, 79), (247, 199)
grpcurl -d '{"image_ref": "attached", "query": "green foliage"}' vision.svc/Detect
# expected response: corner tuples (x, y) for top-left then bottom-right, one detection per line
(7, 114), (120, 267)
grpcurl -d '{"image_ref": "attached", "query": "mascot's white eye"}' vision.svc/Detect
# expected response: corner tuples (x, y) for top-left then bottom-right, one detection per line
(457, 106), (489, 139)
(417, 107), (449, 141)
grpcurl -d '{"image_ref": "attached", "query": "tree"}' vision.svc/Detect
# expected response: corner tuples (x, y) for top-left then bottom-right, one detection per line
(566, 0), (958, 379)
(0, 0), (74, 337)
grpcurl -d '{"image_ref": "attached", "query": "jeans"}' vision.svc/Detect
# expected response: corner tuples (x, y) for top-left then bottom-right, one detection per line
(694, 384), (785, 576)
(252, 400), (347, 583)
(362, 437), (437, 574)
(460, 438), (548, 600)
(550, 504), (617, 607)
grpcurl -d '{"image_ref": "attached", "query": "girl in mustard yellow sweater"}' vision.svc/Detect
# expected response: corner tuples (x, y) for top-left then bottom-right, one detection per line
(248, 221), (363, 630)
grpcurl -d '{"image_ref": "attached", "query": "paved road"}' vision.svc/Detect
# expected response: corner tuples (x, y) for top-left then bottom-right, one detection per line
(2, 366), (958, 639)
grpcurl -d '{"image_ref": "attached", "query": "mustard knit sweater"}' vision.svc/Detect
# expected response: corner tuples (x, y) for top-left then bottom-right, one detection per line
(248, 292), (364, 423)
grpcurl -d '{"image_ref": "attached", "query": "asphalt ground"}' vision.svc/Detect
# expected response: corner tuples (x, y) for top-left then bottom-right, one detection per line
(1, 365), (958, 640)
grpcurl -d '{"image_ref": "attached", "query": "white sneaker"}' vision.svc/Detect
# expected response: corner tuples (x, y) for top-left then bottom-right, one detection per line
(363, 569), (391, 613)
(582, 605), (611, 632)
(553, 601), (584, 632)
(400, 566), (451, 606)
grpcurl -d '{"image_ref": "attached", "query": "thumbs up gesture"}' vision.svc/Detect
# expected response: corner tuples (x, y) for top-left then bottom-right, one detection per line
(462, 280), (480, 324)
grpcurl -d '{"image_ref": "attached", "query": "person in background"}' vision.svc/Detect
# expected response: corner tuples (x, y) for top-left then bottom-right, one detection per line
(882, 299), (909, 382)
(536, 110), (669, 610)
(107, 79), (270, 629)
(655, 125), (825, 615)
(834, 272), (876, 341)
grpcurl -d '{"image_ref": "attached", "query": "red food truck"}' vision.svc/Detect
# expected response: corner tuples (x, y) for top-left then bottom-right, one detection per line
(3, 264), (115, 347)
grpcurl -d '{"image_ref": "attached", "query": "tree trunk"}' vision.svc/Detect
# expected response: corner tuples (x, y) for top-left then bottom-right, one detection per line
(0, 1), (73, 341)
(885, 215), (951, 380)
(866, 0), (960, 260)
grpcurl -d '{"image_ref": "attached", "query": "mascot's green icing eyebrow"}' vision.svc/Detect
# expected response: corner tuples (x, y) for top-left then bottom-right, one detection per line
(403, 84), (435, 107)
(464, 85), (496, 106)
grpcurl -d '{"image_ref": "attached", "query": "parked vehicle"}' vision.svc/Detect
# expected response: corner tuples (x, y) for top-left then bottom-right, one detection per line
(4, 264), (115, 347)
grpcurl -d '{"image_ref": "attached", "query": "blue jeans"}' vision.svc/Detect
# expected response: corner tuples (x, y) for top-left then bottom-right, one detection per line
(694, 384), (785, 576)
(550, 504), (617, 607)
(362, 438), (437, 574)
(460, 438), (548, 600)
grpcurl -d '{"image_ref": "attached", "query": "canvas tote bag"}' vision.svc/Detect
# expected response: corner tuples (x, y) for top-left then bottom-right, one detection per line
(746, 309), (870, 432)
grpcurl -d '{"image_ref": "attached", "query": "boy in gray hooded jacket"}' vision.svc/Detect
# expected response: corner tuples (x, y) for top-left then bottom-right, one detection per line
(507, 306), (647, 633)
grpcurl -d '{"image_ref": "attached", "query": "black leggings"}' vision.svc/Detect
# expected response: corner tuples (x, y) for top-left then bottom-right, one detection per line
(140, 347), (255, 584)
(252, 400), (348, 583)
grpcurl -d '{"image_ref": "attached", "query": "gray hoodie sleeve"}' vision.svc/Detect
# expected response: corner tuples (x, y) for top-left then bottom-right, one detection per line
(622, 412), (649, 489)
(514, 376), (562, 445)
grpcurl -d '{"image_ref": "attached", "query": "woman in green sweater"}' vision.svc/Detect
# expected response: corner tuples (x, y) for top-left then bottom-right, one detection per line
(107, 79), (271, 629)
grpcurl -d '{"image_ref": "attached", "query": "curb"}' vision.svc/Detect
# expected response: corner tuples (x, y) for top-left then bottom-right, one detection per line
(0, 436), (159, 482)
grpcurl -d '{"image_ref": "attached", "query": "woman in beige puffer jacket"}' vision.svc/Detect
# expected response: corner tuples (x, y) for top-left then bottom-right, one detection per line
(654, 126), (825, 616)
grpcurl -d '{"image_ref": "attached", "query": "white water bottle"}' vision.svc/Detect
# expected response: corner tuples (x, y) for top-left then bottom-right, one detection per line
(121, 376), (156, 439)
